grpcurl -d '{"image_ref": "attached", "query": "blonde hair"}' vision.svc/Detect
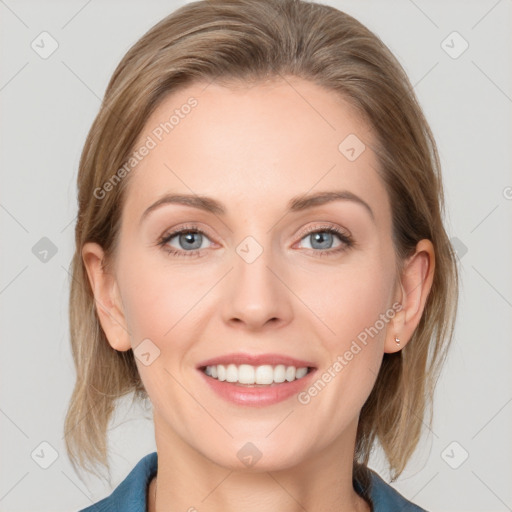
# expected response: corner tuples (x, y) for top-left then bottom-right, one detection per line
(64, 0), (459, 484)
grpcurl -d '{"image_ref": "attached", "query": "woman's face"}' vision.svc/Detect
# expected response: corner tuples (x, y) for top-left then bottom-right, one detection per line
(98, 77), (403, 470)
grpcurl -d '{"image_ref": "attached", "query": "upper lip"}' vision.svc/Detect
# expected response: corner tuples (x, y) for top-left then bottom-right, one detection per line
(197, 352), (316, 369)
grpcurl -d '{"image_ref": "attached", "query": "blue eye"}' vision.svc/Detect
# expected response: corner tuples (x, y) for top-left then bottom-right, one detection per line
(157, 224), (353, 258)
(297, 226), (353, 256)
(158, 227), (212, 258)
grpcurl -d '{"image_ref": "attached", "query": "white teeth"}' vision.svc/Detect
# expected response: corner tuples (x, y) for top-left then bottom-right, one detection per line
(238, 364), (255, 384)
(255, 365), (273, 384)
(217, 365), (226, 381)
(226, 363), (238, 383)
(295, 367), (308, 379)
(203, 364), (310, 385)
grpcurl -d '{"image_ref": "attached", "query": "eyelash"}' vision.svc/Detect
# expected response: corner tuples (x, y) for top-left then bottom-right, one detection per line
(157, 223), (354, 258)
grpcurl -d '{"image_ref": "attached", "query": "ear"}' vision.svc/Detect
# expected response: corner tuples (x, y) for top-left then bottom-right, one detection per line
(81, 242), (132, 352)
(384, 239), (435, 353)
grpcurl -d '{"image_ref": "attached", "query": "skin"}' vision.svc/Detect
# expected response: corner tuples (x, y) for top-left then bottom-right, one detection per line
(82, 76), (434, 512)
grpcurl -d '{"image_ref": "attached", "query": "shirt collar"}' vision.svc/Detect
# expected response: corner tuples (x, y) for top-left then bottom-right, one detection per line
(80, 451), (427, 512)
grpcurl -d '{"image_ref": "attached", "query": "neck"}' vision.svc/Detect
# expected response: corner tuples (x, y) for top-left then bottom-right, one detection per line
(147, 416), (370, 512)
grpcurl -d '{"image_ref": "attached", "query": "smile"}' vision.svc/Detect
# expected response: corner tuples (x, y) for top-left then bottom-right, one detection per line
(202, 363), (311, 385)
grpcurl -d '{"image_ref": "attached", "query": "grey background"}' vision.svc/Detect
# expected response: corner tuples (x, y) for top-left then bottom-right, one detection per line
(1, 0), (511, 511)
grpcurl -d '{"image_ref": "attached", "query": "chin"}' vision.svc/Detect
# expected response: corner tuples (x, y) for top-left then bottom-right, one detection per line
(203, 439), (311, 473)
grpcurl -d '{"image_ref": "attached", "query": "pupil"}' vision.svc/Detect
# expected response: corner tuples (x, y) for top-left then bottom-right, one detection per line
(312, 232), (331, 250)
(181, 232), (201, 250)
(177, 231), (334, 251)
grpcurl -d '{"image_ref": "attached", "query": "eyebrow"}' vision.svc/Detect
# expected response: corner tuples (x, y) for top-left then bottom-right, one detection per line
(139, 190), (375, 225)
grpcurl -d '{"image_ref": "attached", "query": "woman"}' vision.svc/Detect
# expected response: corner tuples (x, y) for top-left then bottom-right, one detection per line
(64, 0), (459, 510)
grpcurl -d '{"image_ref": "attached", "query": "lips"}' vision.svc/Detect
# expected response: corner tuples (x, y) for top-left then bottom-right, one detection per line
(196, 352), (317, 370)
(197, 359), (317, 407)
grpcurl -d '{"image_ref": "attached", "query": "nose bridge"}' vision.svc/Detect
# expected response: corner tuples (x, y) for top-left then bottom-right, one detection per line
(223, 231), (292, 328)
(234, 231), (280, 301)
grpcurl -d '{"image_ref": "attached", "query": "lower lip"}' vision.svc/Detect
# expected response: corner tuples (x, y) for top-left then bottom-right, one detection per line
(198, 368), (317, 407)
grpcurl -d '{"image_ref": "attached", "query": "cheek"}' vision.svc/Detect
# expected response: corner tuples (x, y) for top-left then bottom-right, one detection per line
(117, 255), (202, 402)
(116, 248), (194, 345)
(304, 259), (395, 350)
(297, 263), (394, 420)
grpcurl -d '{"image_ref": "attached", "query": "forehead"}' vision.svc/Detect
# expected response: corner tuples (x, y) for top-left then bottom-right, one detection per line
(123, 77), (389, 226)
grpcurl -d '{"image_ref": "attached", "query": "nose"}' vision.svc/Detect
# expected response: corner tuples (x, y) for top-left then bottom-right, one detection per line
(221, 238), (293, 331)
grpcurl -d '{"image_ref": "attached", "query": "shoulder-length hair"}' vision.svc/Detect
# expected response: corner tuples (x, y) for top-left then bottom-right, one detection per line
(64, 0), (459, 483)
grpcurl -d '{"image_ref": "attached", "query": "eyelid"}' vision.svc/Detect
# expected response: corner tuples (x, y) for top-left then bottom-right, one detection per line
(159, 222), (350, 243)
(157, 221), (354, 256)
(295, 222), (352, 241)
(293, 223), (354, 253)
(158, 223), (217, 247)
(159, 222), (214, 238)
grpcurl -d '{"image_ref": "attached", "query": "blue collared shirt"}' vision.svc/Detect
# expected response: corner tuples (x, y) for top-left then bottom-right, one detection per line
(78, 452), (427, 512)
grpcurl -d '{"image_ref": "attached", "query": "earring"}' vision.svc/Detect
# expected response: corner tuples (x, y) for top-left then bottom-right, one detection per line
(394, 336), (400, 346)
